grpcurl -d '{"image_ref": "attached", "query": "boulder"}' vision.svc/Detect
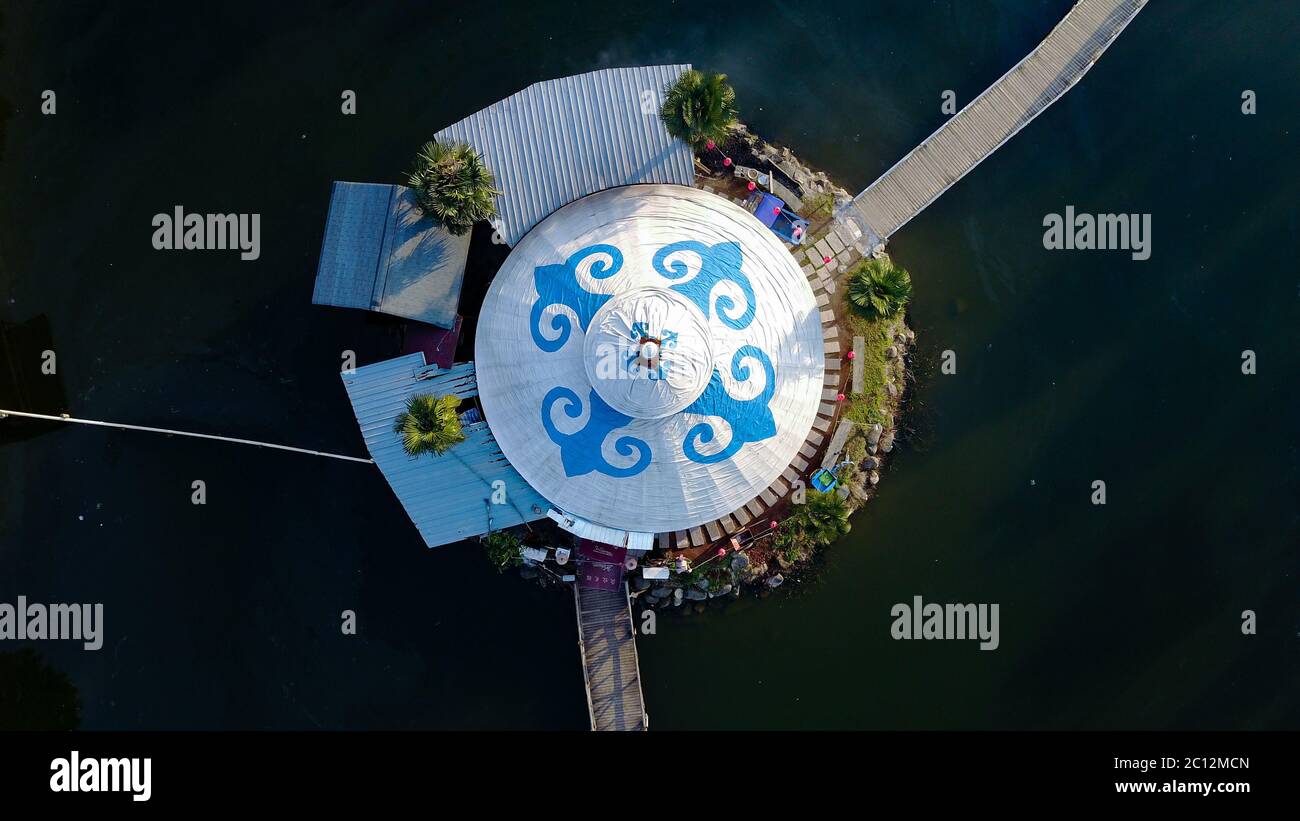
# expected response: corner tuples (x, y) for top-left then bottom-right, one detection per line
(881, 432), (895, 453)
(869, 470), (881, 486)
(673, 588), (683, 606)
(684, 589), (708, 601)
(631, 575), (649, 591)
(886, 346), (897, 359)
(767, 574), (785, 588)
(731, 553), (750, 572)
(863, 456), (881, 470)
(719, 584), (733, 597)
(867, 423), (884, 446)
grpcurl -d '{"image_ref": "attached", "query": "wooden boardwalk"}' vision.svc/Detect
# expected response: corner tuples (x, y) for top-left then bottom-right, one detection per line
(574, 583), (648, 731)
(840, 0), (1148, 249)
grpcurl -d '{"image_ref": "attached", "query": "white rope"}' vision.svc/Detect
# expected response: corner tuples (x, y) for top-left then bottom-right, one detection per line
(0, 409), (374, 464)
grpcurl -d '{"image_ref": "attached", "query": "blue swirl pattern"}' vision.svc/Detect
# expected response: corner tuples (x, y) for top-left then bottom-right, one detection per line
(541, 386), (651, 477)
(531, 243), (779, 475)
(529, 244), (622, 352)
(680, 346), (777, 464)
(652, 240), (755, 330)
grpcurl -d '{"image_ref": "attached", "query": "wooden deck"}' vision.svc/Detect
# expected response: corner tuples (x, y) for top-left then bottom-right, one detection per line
(840, 0), (1148, 248)
(574, 583), (647, 731)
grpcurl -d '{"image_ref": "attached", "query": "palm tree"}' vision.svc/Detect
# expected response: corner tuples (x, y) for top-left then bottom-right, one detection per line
(393, 393), (466, 457)
(660, 70), (739, 150)
(791, 489), (853, 545)
(405, 140), (500, 235)
(482, 530), (524, 572)
(846, 259), (913, 320)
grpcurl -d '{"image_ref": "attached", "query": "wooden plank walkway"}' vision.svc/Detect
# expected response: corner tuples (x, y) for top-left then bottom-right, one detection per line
(574, 583), (647, 731)
(840, 0), (1148, 248)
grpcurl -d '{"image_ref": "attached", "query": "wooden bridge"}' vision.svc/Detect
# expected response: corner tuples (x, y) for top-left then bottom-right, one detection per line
(838, 0), (1148, 250)
(574, 583), (648, 731)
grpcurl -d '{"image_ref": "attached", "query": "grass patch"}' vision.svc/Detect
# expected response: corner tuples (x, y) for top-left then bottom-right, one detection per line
(839, 309), (904, 428)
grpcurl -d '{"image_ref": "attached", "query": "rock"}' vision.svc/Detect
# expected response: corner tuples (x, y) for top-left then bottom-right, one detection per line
(684, 589), (708, 601)
(885, 382), (897, 397)
(881, 432), (895, 453)
(863, 456), (881, 470)
(867, 423), (884, 446)
(886, 346), (897, 359)
(767, 574), (785, 588)
(673, 588), (683, 606)
(719, 584), (733, 597)
(731, 553), (750, 572)
(869, 470), (881, 486)
(631, 575), (649, 591)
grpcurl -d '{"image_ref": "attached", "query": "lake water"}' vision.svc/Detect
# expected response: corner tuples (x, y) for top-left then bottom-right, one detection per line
(1, 0), (1296, 729)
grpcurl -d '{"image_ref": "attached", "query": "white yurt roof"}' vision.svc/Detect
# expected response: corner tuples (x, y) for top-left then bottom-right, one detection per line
(475, 184), (823, 534)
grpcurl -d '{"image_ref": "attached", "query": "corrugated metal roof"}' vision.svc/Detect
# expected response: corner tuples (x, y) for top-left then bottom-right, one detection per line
(547, 509), (655, 552)
(342, 353), (549, 548)
(434, 65), (696, 246)
(313, 182), (470, 329)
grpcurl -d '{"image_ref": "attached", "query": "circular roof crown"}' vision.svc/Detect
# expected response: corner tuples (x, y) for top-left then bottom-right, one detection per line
(582, 286), (715, 420)
(475, 185), (824, 534)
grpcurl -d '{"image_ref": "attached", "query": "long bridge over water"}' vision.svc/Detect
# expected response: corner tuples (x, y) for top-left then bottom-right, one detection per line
(837, 0), (1149, 252)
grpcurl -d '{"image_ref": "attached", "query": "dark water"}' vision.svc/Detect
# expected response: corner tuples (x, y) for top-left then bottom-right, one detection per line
(1, 1), (1296, 729)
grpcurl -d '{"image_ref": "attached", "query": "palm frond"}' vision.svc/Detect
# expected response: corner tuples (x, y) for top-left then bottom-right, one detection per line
(846, 259), (913, 320)
(393, 393), (467, 456)
(405, 141), (500, 235)
(660, 70), (739, 150)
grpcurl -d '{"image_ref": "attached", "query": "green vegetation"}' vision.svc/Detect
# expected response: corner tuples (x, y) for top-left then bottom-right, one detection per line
(393, 393), (466, 457)
(482, 530), (523, 572)
(846, 258), (912, 321)
(841, 309), (905, 427)
(0, 649), (81, 730)
(775, 489), (853, 564)
(660, 70), (738, 150)
(802, 190), (836, 218)
(405, 140), (500, 235)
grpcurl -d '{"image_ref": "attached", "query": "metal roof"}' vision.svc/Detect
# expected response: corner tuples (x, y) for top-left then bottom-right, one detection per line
(434, 65), (696, 246)
(313, 182), (470, 330)
(547, 509), (655, 553)
(342, 353), (550, 548)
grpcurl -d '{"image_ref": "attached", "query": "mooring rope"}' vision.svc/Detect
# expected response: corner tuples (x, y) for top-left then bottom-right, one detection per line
(0, 409), (374, 464)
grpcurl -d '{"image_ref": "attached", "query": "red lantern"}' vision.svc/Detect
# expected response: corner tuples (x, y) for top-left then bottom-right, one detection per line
(769, 520), (778, 529)
(706, 140), (715, 150)
(716, 547), (727, 558)
(836, 393), (845, 402)
(822, 255), (832, 264)
(746, 181), (756, 191)
(773, 207), (781, 216)
(723, 157), (732, 167)
(846, 351), (856, 360)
